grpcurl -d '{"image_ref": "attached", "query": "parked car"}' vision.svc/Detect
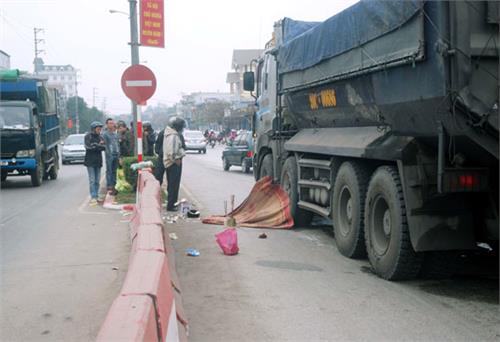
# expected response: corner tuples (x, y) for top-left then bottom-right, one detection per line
(184, 130), (207, 154)
(222, 131), (253, 173)
(61, 134), (86, 164)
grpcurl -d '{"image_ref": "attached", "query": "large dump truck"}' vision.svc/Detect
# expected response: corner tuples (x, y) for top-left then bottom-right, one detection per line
(245, 0), (499, 280)
(0, 70), (62, 186)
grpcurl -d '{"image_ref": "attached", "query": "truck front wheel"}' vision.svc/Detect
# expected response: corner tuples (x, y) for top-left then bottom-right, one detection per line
(332, 161), (368, 259)
(364, 166), (422, 280)
(30, 158), (44, 187)
(259, 154), (273, 180)
(281, 156), (312, 226)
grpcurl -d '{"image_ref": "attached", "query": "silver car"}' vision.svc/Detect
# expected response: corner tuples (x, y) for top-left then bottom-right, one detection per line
(61, 134), (86, 164)
(183, 130), (207, 154)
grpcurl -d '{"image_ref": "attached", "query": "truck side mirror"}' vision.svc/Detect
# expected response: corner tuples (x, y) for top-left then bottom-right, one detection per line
(243, 71), (255, 92)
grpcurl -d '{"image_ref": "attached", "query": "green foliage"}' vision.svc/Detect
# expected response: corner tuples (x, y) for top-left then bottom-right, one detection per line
(121, 155), (158, 189)
(190, 100), (230, 129)
(66, 96), (105, 134)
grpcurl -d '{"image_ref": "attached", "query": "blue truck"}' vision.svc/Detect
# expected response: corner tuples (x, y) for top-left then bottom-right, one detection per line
(0, 70), (62, 186)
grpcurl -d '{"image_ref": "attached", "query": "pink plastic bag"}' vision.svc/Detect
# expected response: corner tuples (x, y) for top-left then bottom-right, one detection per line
(215, 228), (239, 255)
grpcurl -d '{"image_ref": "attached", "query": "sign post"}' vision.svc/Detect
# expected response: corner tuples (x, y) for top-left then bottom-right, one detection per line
(121, 64), (157, 162)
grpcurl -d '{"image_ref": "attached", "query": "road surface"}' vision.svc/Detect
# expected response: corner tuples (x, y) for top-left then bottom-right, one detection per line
(172, 144), (499, 341)
(0, 163), (130, 341)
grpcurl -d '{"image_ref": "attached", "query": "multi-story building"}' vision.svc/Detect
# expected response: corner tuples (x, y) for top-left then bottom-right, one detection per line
(226, 49), (263, 98)
(0, 50), (11, 70)
(224, 49), (263, 130)
(34, 58), (77, 98)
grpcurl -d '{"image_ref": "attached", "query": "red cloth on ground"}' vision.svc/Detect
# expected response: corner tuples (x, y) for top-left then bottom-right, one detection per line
(202, 176), (294, 229)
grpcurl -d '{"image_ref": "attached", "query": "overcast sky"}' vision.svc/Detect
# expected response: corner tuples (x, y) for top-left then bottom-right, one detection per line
(0, 0), (358, 114)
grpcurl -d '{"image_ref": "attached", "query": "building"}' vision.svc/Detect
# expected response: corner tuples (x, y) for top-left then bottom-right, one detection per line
(224, 49), (263, 130)
(0, 50), (11, 70)
(34, 58), (77, 98)
(226, 49), (263, 98)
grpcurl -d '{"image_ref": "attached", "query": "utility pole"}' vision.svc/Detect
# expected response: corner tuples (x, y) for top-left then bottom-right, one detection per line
(129, 0), (140, 153)
(75, 70), (80, 134)
(92, 87), (98, 108)
(33, 28), (44, 74)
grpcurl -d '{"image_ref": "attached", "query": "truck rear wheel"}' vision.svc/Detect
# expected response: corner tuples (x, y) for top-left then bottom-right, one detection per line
(259, 154), (273, 180)
(30, 158), (43, 187)
(281, 156), (312, 226)
(49, 149), (59, 180)
(49, 162), (58, 180)
(331, 161), (368, 259)
(364, 166), (422, 280)
(241, 159), (251, 174)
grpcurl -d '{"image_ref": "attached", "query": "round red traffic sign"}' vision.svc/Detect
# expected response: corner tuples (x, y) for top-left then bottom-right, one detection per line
(121, 64), (157, 103)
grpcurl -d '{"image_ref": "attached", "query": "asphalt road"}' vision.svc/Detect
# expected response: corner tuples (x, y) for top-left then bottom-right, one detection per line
(173, 144), (499, 341)
(0, 162), (130, 341)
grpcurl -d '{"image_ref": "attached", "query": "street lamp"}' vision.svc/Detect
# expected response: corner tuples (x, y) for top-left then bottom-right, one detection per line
(109, 1), (140, 153)
(108, 9), (129, 17)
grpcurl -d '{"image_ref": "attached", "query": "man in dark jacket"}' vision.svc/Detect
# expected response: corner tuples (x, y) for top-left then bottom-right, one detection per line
(143, 122), (156, 156)
(154, 128), (165, 185)
(117, 120), (134, 157)
(84, 121), (106, 205)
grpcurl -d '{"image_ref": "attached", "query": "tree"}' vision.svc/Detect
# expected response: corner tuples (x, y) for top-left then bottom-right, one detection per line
(66, 96), (105, 134)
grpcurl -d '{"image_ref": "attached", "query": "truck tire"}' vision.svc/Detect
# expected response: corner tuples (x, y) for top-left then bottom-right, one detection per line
(241, 159), (251, 174)
(364, 166), (422, 280)
(259, 154), (273, 180)
(331, 161), (368, 259)
(223, 157), (230, 171)
(49, 161), (59, 180)
(281, 156), (313, 226)
(30, 158), (44, 187)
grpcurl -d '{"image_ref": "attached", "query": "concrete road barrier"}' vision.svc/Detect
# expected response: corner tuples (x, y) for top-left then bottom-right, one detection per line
(97, 170), (188, 341)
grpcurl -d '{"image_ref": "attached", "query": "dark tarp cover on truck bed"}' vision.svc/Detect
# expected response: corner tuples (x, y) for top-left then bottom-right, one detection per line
(278, 0), (423, 74)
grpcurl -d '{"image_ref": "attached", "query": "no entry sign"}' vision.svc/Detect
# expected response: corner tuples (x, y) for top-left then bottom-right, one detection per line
(121, 64), (157, 103)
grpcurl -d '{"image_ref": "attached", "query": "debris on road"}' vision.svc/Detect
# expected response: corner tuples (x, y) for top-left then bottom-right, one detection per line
(186, 248), (200, 257)
(259, 233), (267, 239)
(187, 209), (200, 218)
(112, 267), (119, 271)
(169, 233), (178, 240)
(215, 228), (239, 256)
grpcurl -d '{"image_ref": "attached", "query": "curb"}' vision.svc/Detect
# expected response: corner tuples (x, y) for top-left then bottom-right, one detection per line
(97, 170), (189, 341)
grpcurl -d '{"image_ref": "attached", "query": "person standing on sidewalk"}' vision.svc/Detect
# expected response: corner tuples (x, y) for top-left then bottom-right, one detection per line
(102, 118), (120, 195)
(163, 116), (186, 211)
(84, 121), (106, 205)
(117, 120), (134, 158)
(154, 127), (165, 185)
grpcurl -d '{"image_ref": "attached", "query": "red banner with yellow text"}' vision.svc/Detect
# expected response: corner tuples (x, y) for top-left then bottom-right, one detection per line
(140, 0), (164, 48)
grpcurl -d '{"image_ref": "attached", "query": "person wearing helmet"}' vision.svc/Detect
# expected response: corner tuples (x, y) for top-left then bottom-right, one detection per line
(84, 121), (106, 205)
(142, 121), (156, 156)
(163, 116), (186, 211)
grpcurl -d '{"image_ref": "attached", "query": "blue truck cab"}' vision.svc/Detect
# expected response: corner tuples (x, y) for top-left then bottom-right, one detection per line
(1, 70), (62, 186)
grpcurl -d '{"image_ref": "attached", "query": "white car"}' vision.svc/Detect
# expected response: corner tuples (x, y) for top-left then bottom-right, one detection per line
(61, 134), (86, 164)
(183, 130), (207, 154)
